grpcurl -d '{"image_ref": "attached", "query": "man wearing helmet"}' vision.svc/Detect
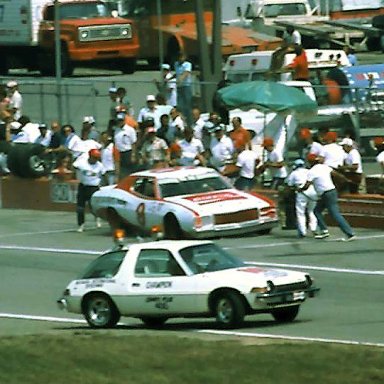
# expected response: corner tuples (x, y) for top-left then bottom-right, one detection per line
(73, 149), (106, 233)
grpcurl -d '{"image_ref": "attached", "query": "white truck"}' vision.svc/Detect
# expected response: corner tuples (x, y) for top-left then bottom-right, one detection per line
(227, 0), (368, 50)
(0, 0), (139, 76)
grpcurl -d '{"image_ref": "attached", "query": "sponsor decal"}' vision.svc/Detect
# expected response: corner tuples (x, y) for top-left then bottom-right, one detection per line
(184, 191), (247, 205)
(146, 296), (173, 310)
(136, 202), (146, 226)
(146, 281), (172, 289)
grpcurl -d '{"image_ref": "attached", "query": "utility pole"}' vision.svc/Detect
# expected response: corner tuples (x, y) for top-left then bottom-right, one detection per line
(54, 0), (63, 123)
(194, 0), (222, 111)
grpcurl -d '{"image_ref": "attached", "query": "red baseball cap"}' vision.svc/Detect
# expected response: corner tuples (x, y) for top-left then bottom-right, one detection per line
(88, 149), (101, 159)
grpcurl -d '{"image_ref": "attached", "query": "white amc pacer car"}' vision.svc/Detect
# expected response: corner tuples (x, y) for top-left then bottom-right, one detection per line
(90, 166), (278, 239)
(57, 240), (319, 329)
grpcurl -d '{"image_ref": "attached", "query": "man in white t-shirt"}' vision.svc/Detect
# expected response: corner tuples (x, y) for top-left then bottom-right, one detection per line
(373, 137), (384, 177)
(7, 80), (23, 121)
(300, 153), (355, 241)
(73, 149), (106, 232)
(178, 127), (205, 166)
(114, 112), (137, 179)
(233, 145), (260, 191)
(322, 131), (346, 169)
(209, 124), (234, 172)
(262, 137), (288, 190)
(286, 158), (317, 238)
(338, 138), (363, 193)
(137, 95), (161, 129)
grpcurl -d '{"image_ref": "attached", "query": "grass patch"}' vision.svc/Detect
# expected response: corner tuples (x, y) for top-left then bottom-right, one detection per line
(0, 332), (383, 384)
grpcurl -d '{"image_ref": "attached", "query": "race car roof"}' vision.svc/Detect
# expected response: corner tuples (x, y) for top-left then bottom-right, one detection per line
(132, 166), (218, 180)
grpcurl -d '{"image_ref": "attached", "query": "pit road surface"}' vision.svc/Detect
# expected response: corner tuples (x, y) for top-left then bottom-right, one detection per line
(0, 209), (383, 347)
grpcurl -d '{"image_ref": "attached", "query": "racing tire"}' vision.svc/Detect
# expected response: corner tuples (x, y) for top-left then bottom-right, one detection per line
(106, 208), (125, 231)
(83, 293), (120, 329)
(214, 291), (246, 329)
(140, 317), (168, 328)
(271, 305), (300, 323)
(163, 214), (184, 240)
(7, 143), (52, 178)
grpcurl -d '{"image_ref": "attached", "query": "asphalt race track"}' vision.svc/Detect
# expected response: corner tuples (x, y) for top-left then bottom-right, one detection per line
(0, 209), (383, 347)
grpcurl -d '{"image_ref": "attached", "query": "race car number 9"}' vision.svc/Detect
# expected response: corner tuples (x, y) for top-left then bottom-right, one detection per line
(136, 203), (145, 226)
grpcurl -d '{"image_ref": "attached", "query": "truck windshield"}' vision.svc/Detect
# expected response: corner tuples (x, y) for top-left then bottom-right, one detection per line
(264, 3), (307, 17)
(110, 0), (213, 17)
(45, 2), (109, 21)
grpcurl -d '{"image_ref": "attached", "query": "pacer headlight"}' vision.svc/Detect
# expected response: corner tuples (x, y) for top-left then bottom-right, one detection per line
(80, 30), (89, 40)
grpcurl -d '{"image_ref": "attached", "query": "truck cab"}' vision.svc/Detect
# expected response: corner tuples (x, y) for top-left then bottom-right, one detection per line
(38, 0), (139, 75)
(105, 0), (282, 66)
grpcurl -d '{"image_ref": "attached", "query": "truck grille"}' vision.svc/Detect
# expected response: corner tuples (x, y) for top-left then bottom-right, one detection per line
(214, 209), (258, 225)
(78, 24), (132, 42)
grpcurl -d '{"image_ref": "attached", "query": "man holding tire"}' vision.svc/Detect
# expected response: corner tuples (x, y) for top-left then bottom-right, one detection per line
(73, 149), (106, 233)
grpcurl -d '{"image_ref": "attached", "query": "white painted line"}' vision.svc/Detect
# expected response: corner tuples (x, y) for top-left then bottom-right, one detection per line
(196, 329), (384, 348)
(0, 244), (101, 255)
(2, 312), (383, 349)
(0, 312), (86, 324)
(248, 262), (384, 276)
(0, 229), (76, 238)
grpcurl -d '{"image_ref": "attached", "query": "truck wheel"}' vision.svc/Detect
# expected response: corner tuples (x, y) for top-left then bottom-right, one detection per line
(366, 37), (380, 52)
(61, 45), (74, 76)
(7, 143), (51, 178)
(271, 305), (300, 323)
(83, 293), (120, 328)
(120, 58), (136, 74)
(0, 54), (8, 75)
(214, 291), (245, 329)
(140, 317), (168, 328)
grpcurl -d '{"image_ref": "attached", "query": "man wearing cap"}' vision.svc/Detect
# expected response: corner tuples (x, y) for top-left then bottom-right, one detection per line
(73, 149), (106, 233)
(209, 124), (234, 172)
(286, 158), (318, 238)
(338, 138), (363, 193)
(300, 153), (355, 241)
(82, 116), (99, 141)
(109, 86), (119, 121)
(178, 127), (205, 166)
(6, 81), (23, 121)
(140, 125), (169, 169)
(322, 131), (346, 169)
(114, 112), (137, 180)
(155, 63), (177, 107)
(34, 123), (52, 147)
(137, 95), (160, 130)
(298, 127), (324, 162)
(262, 136), (288, 190)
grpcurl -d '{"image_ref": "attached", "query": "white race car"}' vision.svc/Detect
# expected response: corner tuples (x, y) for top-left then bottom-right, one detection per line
(91, 166), (278, 238)
(57, 240), (319, 329)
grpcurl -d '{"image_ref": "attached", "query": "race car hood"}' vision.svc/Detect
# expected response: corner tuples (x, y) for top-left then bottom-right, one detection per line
(209, 266), (308, 288)
(165, 189), (270, 215)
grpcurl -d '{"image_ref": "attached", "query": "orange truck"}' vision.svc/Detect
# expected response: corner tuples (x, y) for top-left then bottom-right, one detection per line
(0, 0), (139, 76)
(106, 0), (282, 65)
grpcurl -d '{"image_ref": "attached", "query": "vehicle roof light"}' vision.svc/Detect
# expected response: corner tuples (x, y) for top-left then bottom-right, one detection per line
(229, 60), (235, 66)
(252, 59), (258, 66)
(113, 229), (126, 247)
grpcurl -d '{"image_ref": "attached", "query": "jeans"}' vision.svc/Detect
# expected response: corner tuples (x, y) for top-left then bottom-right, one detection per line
(314, 189), (354, 236)
(77, 184), (99, 226)
(177, 86), (193, 126)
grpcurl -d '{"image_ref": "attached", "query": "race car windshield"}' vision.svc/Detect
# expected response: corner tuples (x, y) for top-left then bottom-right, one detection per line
(159, 176), (230, 198)
(179, 243), (245, 274)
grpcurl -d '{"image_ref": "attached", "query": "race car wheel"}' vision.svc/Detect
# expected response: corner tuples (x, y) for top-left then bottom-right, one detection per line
(214, 291), (245, 329)
(140, 317), (168, 328)
(83, 293), (120, 328)
(164, 214), (183, 240)
(271, 305), (300, 323)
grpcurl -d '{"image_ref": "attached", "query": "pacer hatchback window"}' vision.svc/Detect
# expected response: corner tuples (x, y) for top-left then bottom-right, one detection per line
(80, 250), (126, 279)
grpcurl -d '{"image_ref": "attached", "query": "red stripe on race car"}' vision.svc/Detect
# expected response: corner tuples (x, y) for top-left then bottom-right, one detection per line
(183, 191), (247, 205)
